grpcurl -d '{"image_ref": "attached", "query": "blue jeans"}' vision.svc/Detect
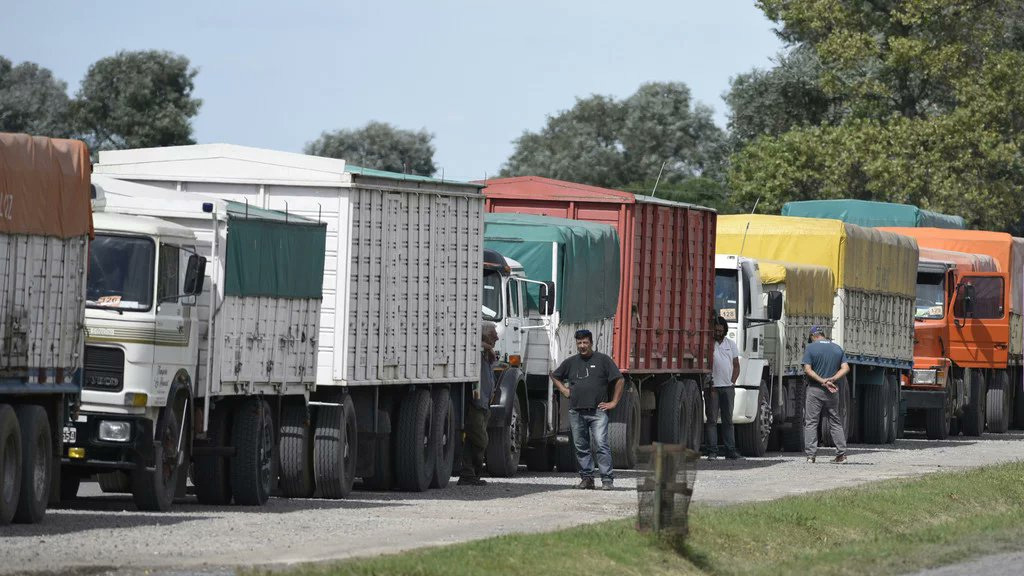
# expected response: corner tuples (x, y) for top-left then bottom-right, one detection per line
(569, 408), (614, 482)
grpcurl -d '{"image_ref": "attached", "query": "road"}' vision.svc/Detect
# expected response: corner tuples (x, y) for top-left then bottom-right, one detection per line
(3, 431), (1024, 575)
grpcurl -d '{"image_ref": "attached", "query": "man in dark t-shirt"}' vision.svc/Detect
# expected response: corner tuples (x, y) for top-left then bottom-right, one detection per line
(802, 325), (850, 464)
(551, 329), (624, 490)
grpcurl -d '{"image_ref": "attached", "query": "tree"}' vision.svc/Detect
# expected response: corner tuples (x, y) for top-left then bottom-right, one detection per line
(0, 56), (72, 137)
(72, 50), (201, 152)
(501, 82), (728, 191)
(305, 121), (436, 176)
(728, 0), (1024, 230)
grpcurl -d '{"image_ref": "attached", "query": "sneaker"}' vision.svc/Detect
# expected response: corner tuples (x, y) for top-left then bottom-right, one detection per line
(833, 454), (847, 464)
(806, 456), (816, 463)
(576, 477), (595, 490)
(457, 476), (487, 486)
(725, 451), (742, 460)
(601, 482), (614, 491)
(706, 453), (719, 461)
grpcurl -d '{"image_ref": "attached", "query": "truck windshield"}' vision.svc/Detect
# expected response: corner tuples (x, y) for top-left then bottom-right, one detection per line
(715, 269), (739, 322)
(915, 272), (945, 319)
(482, 269), (501, 321)
(87, 235), (155, 311)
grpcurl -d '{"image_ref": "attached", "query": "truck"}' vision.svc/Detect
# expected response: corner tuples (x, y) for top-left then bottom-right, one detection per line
(482, 213), (621, 472)
(0, 133), (90, 524)
(63, 174), (327, 510)
(482, 176), (717, 466)
(94, 144), (484, 490)
(782, 199), (966, 229)
(716, 215), (919, 449)
(877, 228), (1024, 435)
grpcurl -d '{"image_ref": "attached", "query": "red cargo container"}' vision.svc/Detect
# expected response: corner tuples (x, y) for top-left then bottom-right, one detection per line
(482, 176), (717, 451)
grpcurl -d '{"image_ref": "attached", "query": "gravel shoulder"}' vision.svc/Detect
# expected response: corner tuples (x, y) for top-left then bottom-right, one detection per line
(4, 431), (1024, 575)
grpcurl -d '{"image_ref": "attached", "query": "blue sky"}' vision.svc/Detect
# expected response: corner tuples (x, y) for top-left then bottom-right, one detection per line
(3, 1), (784, 181)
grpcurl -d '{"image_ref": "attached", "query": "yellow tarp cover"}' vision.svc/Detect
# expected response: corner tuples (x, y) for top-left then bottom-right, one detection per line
(757, 260), (834, 318)
(717, 215), (918, 298)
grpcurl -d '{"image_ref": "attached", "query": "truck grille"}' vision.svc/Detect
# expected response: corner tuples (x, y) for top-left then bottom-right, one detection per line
(84, 346), (125, 392)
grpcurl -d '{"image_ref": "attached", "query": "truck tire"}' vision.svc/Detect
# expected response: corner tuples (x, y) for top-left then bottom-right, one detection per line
(486, 393), (523, 477)
(861, 379), (890, 444)
(1014, 376), (1024, 430)
(781, 380), (806, 453)
(962, 370), (986, 437)
(230, 398), (275, 506)
(194, 406), (233, 505)
(555, 434), (578, 473)
(134, 394), (189, 512)
(609, 385), (640, 468)
(736, 382), (772, 457)
(278, 402), (314, 498)
(0, 404), (21, 525)
(657, 378), (703, 451)
(925, 400), (951, 440)
(97, 471), (131, 494)
(986, 370), (1010, 433)
(429, 388), (455, 489)
(395, 390), (435, 492)
(886, 374), (899, 444)
(13, 405), (51, 524)
(361, 410), (393, 491)
(314, 394), (357, 499)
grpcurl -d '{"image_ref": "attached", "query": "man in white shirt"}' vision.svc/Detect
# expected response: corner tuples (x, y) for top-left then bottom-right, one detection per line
(706, 315), (741, 460)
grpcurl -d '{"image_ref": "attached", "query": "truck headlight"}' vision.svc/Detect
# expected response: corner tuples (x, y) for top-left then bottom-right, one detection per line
(912, 369), (937, 385)
(98, 421), (131, 442)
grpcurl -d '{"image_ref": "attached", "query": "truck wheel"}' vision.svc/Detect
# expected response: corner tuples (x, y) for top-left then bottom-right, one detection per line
(486, 394), (522, 477)
(657, 378), (702, 451)
(278, 402), (314, 498)
(609, 385), (640, 468)
(1013, 372), (1024, 430)
(986, 371), (1010, 433)
(555, 434), (578, 473)
(886, 374), (899, 444)
(0, 405), (20, 525)
(429, 388), (455, 488)
(314, 394), (357, 499)
(97, 471), (131, 494)
(395, 390), (435, 491)
(230, 398), (274, 506)
(361, 410), (393, 491)
(736, 382), (772, 457)
(194, 406), (233, 505)
(861, 380), (890, 444)
(925, 400), (951, 440)
(781, 380), (806, 453)
(134, 394), (189, 512)
(13, 405), (51, 524)
(962, 370), (986, 437)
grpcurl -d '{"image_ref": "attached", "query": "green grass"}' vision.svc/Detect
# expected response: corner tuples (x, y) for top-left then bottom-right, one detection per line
(268, 461), (1024, 576)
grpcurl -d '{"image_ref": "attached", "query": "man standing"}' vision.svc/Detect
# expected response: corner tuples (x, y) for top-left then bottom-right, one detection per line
(802, 326), (850, 464)
(706, 316), (742, 460)
(551, 329), (624, 490)
(459, 322), (499, 486)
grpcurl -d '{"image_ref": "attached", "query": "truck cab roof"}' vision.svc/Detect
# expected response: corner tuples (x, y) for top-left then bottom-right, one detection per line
(92, 211), (196, 242)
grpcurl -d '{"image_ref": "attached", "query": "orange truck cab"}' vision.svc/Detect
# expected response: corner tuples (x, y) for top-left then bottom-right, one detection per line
(880, 228), (1024, 437)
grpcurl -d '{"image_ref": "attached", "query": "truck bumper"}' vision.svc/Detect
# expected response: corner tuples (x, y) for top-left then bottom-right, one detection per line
(61, 412), (156, 472)
(902, 389), (945, 410)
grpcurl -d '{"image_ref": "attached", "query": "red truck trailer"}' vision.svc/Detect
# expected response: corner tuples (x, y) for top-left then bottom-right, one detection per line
(482, 176), (716, 465)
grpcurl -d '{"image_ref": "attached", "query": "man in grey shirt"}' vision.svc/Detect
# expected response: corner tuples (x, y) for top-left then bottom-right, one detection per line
(802, 325), (850, 464)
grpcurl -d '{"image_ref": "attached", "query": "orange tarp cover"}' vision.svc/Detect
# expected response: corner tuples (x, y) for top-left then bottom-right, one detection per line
(0, 133), (92, 238)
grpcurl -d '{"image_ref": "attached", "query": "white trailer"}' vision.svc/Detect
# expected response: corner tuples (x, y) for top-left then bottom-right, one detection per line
(94, 145), (484, 491)
(64, 176), (326, 509)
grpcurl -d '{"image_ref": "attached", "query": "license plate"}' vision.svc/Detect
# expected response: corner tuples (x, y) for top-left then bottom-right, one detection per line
(62, 426), (77, 444)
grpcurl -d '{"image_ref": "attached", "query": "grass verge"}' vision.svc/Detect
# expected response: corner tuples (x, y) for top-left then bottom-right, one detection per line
(268, 461), (1024, 576)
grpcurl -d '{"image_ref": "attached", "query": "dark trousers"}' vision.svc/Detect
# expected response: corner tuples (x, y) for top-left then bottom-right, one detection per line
(460, 405), (489, 478)
(704, 386), (737, 456)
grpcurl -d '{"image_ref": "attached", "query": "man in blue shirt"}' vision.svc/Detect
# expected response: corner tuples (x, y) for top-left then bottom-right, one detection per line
(802, 326), (850, 464)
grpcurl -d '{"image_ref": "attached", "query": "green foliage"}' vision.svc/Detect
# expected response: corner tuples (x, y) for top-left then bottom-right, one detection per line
(305, 121), (436, 176)
(0, 56), (72, 137)
(72, 50), (201, 152)
(501, 82), (727, 194)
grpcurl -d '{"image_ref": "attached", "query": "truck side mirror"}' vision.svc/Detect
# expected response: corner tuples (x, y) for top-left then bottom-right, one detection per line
(538, 281), (556, 315)
(184, 255), (207, 296)
(766, 290), (783, 321)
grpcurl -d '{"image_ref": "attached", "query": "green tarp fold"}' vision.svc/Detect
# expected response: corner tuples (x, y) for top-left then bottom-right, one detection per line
(484, 213), (619, 323)
(224, 207), (327, 299)
(782, 199), (965, 229)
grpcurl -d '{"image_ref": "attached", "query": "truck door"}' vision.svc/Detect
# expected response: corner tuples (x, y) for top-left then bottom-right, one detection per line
(154, 243), (193, 404)
(949, 272), (1009, 366)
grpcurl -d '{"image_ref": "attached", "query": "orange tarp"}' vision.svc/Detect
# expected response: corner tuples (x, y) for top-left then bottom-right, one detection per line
(0, 132), (92, 238)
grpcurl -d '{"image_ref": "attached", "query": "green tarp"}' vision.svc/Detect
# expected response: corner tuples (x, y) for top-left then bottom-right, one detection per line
(484, 213), (619, 323)
(224, 203), (327, 299)
(782, 199), (966, 229)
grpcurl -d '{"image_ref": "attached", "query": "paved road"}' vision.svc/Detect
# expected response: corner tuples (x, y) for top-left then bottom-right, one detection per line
(3, 431), (1024, 575)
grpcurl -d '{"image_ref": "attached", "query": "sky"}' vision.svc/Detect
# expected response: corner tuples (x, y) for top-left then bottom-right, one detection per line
(2, 1), (785, 181)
